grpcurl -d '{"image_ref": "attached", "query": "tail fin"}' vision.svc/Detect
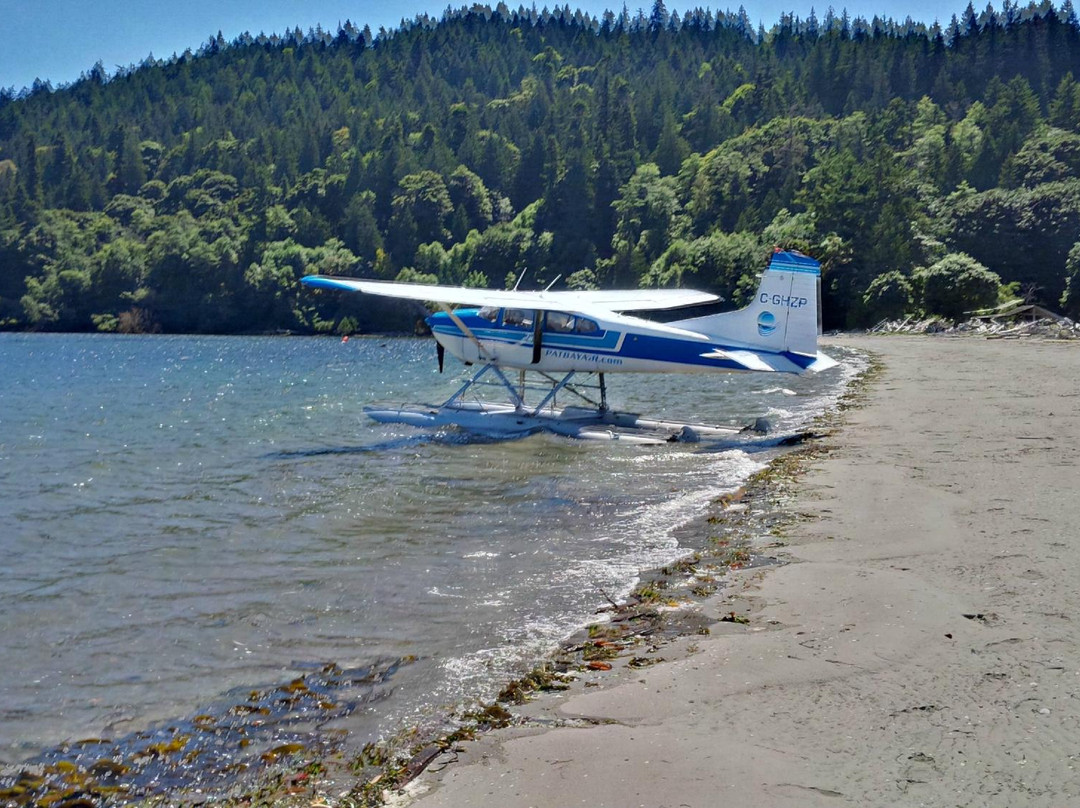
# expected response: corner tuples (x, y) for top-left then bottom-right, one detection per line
(670, 250), (836, 373)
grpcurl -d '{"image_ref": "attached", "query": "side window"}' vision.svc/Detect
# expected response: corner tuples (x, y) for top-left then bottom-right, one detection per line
(575, 317), (599, 334)
(478, 306), (499, 322)
(502, 309), (533, 328)
(545, 311), (575, 333)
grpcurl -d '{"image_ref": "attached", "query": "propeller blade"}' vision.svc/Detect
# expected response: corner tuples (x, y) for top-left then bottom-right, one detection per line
(437, 342), (445, 373)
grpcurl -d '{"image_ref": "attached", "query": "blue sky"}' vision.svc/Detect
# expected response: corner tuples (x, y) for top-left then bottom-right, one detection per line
(2, 1), (975, 93)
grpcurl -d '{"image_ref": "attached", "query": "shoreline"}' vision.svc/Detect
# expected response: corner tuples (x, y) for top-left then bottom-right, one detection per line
(268, 393), (849, 807)
(0, 350), (849, 807)
(391, 334), (1080, 808)
(264, 345), (869, 806)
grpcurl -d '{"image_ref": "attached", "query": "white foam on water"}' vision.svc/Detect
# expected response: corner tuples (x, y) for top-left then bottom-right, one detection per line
(429, 349), (872, 720)
(427, 587), (466, 599)
(435, 447), (764, 707)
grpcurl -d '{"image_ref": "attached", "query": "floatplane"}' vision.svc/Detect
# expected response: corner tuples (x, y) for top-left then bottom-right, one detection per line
(301, 249), (837, 443)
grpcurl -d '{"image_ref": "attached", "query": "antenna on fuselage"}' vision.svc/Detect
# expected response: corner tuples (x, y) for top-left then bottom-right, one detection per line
(544, 274), (562, 291)
(512, 268), (528, 291)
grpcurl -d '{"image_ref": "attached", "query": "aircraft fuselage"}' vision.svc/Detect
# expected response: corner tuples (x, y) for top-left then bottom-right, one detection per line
(427, 307), (807, 374)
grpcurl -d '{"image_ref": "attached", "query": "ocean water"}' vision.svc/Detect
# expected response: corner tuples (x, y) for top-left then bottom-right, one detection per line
(0, 333), (857, 790)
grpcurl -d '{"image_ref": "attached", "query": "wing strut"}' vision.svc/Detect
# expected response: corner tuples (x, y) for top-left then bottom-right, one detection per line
(440, 303), (488, 362)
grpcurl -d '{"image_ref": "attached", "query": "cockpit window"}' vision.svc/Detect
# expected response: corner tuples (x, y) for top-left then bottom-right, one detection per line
(478, 306), (499, 322)
(502, 309), (533, 328)
(545, 311), (575, 332)
(575, 317), (599, 334)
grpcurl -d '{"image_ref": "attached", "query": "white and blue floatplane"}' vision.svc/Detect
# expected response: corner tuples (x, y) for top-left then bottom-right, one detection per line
(301, 250), (837, 443)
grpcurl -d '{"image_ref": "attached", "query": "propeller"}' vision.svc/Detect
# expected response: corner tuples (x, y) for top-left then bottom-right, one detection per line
(436, 342), (445, 373)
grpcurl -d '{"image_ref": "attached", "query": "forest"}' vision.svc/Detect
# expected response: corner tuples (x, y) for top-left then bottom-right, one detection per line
(3, 1), (1080, 334)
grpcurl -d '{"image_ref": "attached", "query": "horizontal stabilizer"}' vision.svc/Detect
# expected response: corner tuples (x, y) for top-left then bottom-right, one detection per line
(701, 348), (836, 374)
(700, 349), (775, 372)
(804, 352), (839, 372)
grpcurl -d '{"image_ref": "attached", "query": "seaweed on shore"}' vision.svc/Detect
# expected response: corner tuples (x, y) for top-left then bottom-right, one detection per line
(0, 658), (413, 808)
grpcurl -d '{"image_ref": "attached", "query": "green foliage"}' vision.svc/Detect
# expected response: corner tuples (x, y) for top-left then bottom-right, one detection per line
(1, 5), (1079, 333)
(946, 179), (1080, 304)
(915, 253), (1002, 320)
(761, 208), (816, 254)
(862, 270), (914, 322)
(643, 231), (761, 303)
(1062, 241), (1080, 316)
(565, 268), (598, 290)
(391, 171), (453, 257)
(1000, 128), (1080, 188)
(394, 267), (439, 285)
(606, 163), (683, 285)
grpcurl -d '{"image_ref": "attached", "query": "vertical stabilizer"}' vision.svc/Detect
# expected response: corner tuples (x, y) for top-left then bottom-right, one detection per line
(670, 250), (828, 366)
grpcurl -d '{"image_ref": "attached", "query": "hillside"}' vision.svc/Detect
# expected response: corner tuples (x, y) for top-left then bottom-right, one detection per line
(2, 2), (1080, 334)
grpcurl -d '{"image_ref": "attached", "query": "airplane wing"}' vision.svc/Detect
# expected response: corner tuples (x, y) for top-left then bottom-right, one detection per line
(546, 288), (720, 310)
(301, 276), (719, 312)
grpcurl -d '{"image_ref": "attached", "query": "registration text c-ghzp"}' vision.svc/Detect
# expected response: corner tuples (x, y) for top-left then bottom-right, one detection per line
(759, 294), (809, 308)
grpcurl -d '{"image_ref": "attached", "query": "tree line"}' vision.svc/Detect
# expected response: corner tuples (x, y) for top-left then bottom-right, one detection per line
(2, 1), (1080, 335)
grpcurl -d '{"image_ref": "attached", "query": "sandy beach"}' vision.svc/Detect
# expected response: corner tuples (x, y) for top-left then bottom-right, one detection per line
(399, 334), (1080, 808)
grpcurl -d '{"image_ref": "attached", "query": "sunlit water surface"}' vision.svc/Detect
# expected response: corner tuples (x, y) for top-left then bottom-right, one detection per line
(0, 333), (859, 776)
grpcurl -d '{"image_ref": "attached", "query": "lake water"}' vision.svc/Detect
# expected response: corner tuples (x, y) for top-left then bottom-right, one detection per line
(0, 332), (858, 793)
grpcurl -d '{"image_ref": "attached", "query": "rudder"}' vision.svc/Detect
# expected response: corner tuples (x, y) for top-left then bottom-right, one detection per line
(669, 250), (824, 359)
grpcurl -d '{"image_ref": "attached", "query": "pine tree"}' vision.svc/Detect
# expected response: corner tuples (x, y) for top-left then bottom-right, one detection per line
(648, 0), (668, 32)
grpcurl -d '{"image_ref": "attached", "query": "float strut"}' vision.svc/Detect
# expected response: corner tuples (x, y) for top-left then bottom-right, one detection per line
(531, 371), (577, 415)
(442, 363), (526, 411)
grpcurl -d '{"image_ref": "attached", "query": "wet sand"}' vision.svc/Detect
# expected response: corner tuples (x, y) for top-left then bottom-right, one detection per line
(400, 335), (1080, 808)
